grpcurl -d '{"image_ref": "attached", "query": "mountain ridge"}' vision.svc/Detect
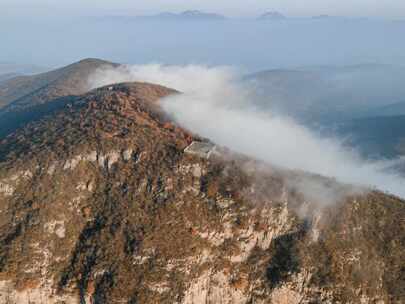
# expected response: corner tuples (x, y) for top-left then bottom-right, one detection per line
(137, 10), (226, 21)
(0, 58), (118, 139)
(0, 58), (117, 110)
(258, 11), (287, 20)
(0, 80), (404, 303)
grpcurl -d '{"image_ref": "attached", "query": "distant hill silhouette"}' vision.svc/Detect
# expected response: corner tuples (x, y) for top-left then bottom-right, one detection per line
(0, 73), (19, 83)
(334, 115), (405, 158)
(0, 58), (118, 138)
(0, 58), (117, 110)
(258, 11), (287, 20)
(247, 64), (405, 159)
(0, 62), (46, 76)
(143, 10), (226, 20)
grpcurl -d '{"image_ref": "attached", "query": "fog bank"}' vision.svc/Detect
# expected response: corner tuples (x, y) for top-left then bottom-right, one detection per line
(88, 64), (405, 201)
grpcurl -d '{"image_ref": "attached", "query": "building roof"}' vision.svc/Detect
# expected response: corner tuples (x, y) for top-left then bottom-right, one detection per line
(184, 141), (216, 159)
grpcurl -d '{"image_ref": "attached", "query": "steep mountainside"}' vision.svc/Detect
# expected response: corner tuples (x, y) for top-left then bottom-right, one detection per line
(332, 115), (405, 159)
(0, 82), (404, 304)
(0, 58), (118, 139)
(360, 101), (405, 118)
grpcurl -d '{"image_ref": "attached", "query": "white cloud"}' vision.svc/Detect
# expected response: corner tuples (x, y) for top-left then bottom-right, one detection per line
(88, 64), (405, 202)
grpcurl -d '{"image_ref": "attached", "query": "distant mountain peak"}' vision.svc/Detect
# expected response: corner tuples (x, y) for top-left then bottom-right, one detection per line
(155, 12), (177, 18)
(180, 10), (225, 19)
(258, 11), (287, 20)
(0, 58), (119, 138)
(74, 58), (115, 65)
(0, 58), (117, 107)
(152, 10), (225, 20)
(312, 14), (335, 19)
(182, 10), (204, 15)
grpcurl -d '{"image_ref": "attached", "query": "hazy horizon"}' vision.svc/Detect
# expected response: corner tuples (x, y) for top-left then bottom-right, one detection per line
(2, 16), (405, 71)
(2, 0), (405, 19)
(2, 0), (405, 70)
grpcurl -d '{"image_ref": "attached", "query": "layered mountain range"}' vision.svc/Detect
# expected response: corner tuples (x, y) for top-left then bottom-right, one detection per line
(0, 59), (404, 303)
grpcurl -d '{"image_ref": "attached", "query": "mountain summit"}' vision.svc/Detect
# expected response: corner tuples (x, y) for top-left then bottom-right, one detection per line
(0, 77), (403, 303)
(154, 10), (226, 20)
(258, 11), (287, 20)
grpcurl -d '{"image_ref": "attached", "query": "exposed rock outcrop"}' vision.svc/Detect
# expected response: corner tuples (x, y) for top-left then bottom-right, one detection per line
(0, 82), (403, 304)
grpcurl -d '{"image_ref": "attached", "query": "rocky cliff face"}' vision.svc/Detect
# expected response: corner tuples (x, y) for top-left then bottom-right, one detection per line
(0, 83), (404, 304)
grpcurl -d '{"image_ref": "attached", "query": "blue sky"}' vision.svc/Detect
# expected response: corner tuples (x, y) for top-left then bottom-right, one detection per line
(1, 0), (405, 18)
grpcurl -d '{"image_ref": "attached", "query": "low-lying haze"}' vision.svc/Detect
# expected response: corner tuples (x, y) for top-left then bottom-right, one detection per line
(2, 16), (405, 70)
